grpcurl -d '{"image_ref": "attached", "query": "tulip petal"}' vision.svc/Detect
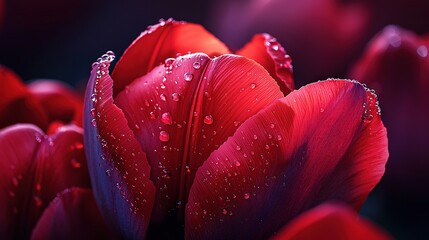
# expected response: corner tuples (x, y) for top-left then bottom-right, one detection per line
(84, 57), (155, 239)
(0, 66), (48, 130)
(0, 124), (91, 238)
(0, 124), (43, 239)
(237, 33), (294, 94)
(28, 80), (83, 126)
(271, 202), (392, 240)
(111, 19), (230, 96)
(115, 53), (284, 224)
(31, 188), (117, 240)
(186, 79), (388, 239)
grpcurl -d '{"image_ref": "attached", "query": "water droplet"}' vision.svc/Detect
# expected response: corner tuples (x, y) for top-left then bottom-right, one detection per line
(250, 83), (257, 89)
(90, 108), (96, 117)
(253, 134), (258, 140)
(270, 123), (275, 129)
(277, 135), (282, 141)
(91, 119), (97, 127)
(236, 145), (241, 151)
(159, 131), (170, 142)
(172, 92), (180, 101)
(165, 58), (175, 67)
(106, 169), (111, 176)
(244, 193), (250, 199)
(233, 121), (239, 127)
(150, 112), (157, 119)
(161, 112), (173, 125)
(70, 158), (82, 168)
(91, 93), (97, 103)
(265, 144), (270, 150)
(160, 94), (167, 101)
(204, 115), (214, 125)
(193, 61), (201, 69)
(184, 72), (193, 81)
(234, 161), (241, 167)
(417, 45), (428, 58)
(222, 209), (228, 215)
(320, 108), (325, 113)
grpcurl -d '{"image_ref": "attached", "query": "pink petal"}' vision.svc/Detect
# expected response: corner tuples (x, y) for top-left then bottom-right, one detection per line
(186, 79), (388, 239)
(84, 56), (155, 239)
(271, 202), (392, 240)
(111, 19), (230, 96)
(31, 188), (117, 240)
(115, 53), (284, 223)
(237, 33), (294, 94)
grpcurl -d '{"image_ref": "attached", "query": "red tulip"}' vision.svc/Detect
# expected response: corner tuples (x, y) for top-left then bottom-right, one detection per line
(84, 19), (388, 239)
(349, 25), (429, 202)
(271, 202), (392, 240)
(0, 66), (83, 131)
(0, 123), (111, 238)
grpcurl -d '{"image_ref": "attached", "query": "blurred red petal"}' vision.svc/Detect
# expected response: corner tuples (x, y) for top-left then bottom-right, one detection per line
(349, 25), (429, 195)
(28, 80), (83, 126)
(84, 56), (155, 239)
(0, 124), (43, 238)
(111, 19), (230, 96)
(186, 80), (388, 239)
(31, 188), (117, 240)
(237, 33), (294, 94)
(0, 124), (90, 238)
(115, 53), (283, 223)
(0, 66), (48, 130)
(271, 202), (392, 240)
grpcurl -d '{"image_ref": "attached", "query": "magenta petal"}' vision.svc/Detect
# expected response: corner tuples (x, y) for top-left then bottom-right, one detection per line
(31, 188), (117, 240)
(186, 79), (388, 239)
(84, 56), (155, 238)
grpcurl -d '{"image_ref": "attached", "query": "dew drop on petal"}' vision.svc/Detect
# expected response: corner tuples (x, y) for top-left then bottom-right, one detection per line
(193, 62), (201, 69)
(236, 145), (241, 151)
(161, 112), (173, 125)
(234, 161), (241, 167)
(277, 135), (282, 141)
(159, 131), (170, 142)
(184, 72), (193, 81)
(250, 83), (256, 89)
(172, 92), (180, 102)
(203, 115), (214, 125)
(91, 119), (97, 127)
(244, 193), (250, 199)
(160, 94), (167, 101)
(222, 209), (228, 215)
(70, 158), (82, 168)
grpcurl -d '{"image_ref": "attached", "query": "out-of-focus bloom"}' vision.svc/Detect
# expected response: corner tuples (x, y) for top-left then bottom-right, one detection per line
(0, 66), (83, 131)
(210, 0), (370, 86)
(0, 124), (112, 239)
(272, 202), (392, 240)
(84, 19), (388, 239)
(350, 25), (429, 195)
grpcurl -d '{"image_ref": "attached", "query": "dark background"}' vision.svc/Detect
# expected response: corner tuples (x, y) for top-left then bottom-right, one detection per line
(1, 0), (428, 239)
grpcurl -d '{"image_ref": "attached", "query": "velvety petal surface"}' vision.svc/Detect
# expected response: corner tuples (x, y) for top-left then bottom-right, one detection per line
(0, 124), (90, 238)
(0, 66), (48, 130)
(237, 33), (294, 94)
(28, 80), (83, 126)
(271, 202), (392, 240)
(84, 55), (155, 239)
(31, 188), (116, 240)
(111, 19), (230, 96)
(115, 53), (284, 223)
(186, 80), (388, 239)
